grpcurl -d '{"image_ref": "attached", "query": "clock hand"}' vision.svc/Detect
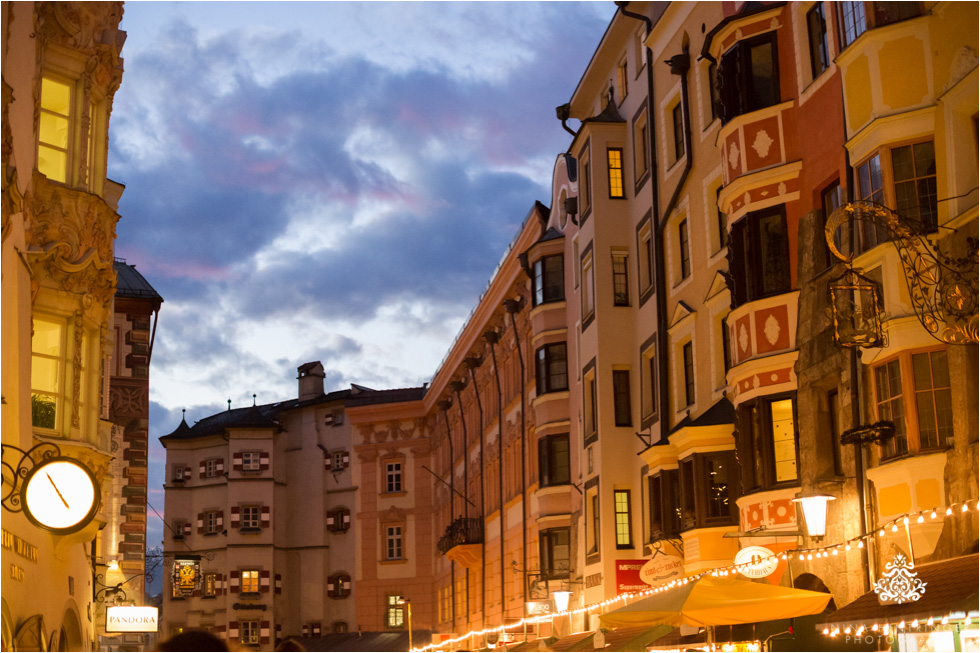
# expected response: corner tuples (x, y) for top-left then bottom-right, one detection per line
(46, 471), (71, 509)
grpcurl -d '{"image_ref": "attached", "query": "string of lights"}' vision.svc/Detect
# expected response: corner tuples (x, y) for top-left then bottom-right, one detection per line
(412, 498), (979, 652)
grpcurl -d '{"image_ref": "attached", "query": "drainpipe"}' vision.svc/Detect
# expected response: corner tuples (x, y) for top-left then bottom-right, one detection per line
(438, 399), (458, 631)
(483, 329), (507, 623)
(504, 298), (528, 606)
(465, 356), (487, 629)
(450, 380), (472, 623)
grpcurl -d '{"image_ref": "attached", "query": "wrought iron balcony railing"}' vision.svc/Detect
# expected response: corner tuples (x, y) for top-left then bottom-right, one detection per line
(437, 517), (484, 555)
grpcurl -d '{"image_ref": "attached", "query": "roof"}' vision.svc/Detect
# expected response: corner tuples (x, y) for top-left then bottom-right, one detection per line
(114, 260), (163, 303)
(283, 631), (429, 652)
(345, 386), (427, 407)
(817, 554), (980, 627)
(547, 630), (594, 652)
(669, 397), (735, 434)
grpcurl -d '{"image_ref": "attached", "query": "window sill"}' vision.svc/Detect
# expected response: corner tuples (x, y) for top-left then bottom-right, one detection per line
(380, 558), (407, 565)
(239, 527), (262, 534)
(239, 592), (261, 599)
(381, 491), (407, 498)
(585, 552), (601, 566)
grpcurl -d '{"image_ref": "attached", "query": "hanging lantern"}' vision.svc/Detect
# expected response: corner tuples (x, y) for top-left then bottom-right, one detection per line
(829, 268), (883, 347)
(793, 493), (836, 538)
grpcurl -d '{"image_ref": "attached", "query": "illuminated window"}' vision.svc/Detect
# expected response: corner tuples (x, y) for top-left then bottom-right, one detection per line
(607, 148), (625, 198)
(240, 620), (260, 645)
(736, 395), (799, 491)
(386, 595), (405, 628)
(241, 569), (260, 594)
(31, 317), (64, 430)
(614, 490), (632, 548)
(38, 78), (72, 183)
(203, 573), (217, 598)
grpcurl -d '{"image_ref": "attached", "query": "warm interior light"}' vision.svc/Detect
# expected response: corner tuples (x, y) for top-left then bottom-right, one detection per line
(793, 494), (835, 538)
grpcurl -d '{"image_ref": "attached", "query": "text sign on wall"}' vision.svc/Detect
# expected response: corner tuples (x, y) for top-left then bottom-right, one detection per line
(639, 555), (684, 586)
(106, 606), (159, 633)
(616, 560), (653, 593)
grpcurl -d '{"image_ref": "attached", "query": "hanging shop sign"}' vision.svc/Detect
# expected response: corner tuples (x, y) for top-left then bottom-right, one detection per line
(525, 600), (555, 616)
(639, 554), (684, 586)
(105, 606), (159, 633)
(734, 545), (779, 579)
(874, 553), (926, 605)
(172, 559), (201, 598)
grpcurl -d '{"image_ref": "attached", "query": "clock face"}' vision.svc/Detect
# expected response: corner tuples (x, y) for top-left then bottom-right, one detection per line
(21, 458), (100, 534)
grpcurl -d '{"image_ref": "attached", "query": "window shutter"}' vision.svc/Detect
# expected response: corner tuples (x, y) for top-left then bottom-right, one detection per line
(229, 621), (239, 639)
(260, 453), (269, 471)
(230, 570), (240, 592)
(260, 621), (270, 645)
(276, 624), (282, 644)
(233, 453), (243, 471)
(183, 522), (192, 537)
(324, 453), (332, 470)
(302, 625), (310, 637)
(326, 512), (335, 529)
(260, 569), (271, 593)
(216, 458), (224, 474)
(197, 513), (204, 534)
(217, 511), (224, 529)
(312, 623), (321, 636)
(342, 451), (350, 467)
(261, 505), (270, 528)
(342, 509), (351, 528)
(275, 573), (282, 595)
(231, 506), (240, 529)
(199, 461), (206, 478)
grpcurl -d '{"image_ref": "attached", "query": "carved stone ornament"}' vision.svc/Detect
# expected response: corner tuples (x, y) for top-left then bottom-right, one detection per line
(380, 506), (405, 522)
(37, 2), (125, 62)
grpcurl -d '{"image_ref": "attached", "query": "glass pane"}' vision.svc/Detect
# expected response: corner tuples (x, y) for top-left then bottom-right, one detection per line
(31, 356), (60, 393)
(916, 391), (938, 448)
(891, 146), (914, 182)
(41, 78), (71, 115)
(913, 141), (936, 176)
(37, 146), (67, 183)
(895, 180), (919, 219)
(39, 113), (69, 149)
(31, 393), (57, 429)
(32, 319), (63, 356)
(934, 388), (954, 445)
(917, 177), (938, 229)
(912, 353), (932, 389)
(887, 360), (902, 399)
(758, 212), (790, 296)
(930, 351), (949, 387)
(749, 41), (776, 109)
(770, 399), (797, 483)
(705, 457), (730, 518)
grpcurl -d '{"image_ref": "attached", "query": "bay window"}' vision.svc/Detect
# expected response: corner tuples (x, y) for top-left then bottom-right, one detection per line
(533, 255), (564, 306)
(875, 349), (953, 458)
(679, 452), (737, 530)
(737, 395), (800, 492)
(717, 33), (779, 124)
(538, 434), (570, 487)
(728, 206), (791, 307)
(839, 2), (922, 49)
(539, 527), (570, 579)
(647, 471), (681, 541)
(535, 343), (568, 394)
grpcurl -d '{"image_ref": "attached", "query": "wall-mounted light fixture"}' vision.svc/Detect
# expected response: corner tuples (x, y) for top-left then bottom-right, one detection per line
(793, 493), (836, 539)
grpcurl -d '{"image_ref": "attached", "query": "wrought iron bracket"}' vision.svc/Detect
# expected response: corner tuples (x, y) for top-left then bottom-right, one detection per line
(1, 442), (61, 513)
(94, 573), (129, 604)
(840, 420), (896, 446)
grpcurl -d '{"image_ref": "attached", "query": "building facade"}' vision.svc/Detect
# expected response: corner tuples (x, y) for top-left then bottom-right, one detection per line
(2, 1), (131, 650)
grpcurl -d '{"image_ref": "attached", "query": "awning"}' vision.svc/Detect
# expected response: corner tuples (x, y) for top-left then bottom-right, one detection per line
(283, 630), (430, 651)
(544, 625), (673, 651)
(817, 553), (979, 628)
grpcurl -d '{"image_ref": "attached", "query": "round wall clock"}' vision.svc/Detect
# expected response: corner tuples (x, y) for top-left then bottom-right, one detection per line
(21, 457), (100, 534)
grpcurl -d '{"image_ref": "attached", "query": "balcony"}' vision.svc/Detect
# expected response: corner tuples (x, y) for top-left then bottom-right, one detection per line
(438, 517), (484, 571)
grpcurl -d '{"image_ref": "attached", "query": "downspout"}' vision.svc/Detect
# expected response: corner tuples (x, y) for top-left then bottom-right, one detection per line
(503, 298), (528, 607)
(464, 356), (487, 629)
(450, 380), (472, 623)
(438, 399), (458, 631)
(483, 329), (507, 623)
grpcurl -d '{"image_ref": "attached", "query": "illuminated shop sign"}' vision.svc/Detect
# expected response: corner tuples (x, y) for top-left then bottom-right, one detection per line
(172, 559), (201, 598)
(106, 606), (159, 633)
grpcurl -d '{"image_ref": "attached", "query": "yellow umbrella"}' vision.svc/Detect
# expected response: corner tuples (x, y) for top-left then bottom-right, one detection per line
(598, 575), (832, 629)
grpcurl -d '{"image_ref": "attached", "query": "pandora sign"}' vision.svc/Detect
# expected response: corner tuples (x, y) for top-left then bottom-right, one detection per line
(106, 606), (159, 633)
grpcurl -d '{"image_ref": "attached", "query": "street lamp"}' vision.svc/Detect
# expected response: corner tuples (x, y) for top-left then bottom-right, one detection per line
(829, 268), (884, 348)
(552, 591), (571, 612)
(397, 598), (413, 651)
(793, 493), (836, 539)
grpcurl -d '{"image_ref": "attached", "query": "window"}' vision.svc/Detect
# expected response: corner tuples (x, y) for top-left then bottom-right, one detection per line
(617, 59), (629, 102)
(582, 249), (596, 323)
(807, 3), (830, 78)
(327, 574), (351, 598)
(240, 620), (260, 646)
(856, 153), (887, 250)
(728, 206), (791, 306)
(203, 573), (217, 598)
(633, 109), (649, 181)
(31, 317), (64, 430)
(241, 506), (261, 531)
(385, 525), (403, 560)
(678, 219), (691, 280)
(580, 145), (592, 215)
(172, 519), (187, 541)
(647, 471), (681, 540)
(203, 510), (219, 535)
(241, 569), (260, 594)
(584, 366), (598, 440)
(720, 318), (732, 375)
(737, 395), (799, 491)
(327, 508), (352, 532)
(612, 252), (630, 306)
(385, 462), (403, 493)
(717, 33), (779, 124)
(839, 1), (867, 48)
(682, 342), (695, 407)
(708, 62), (720, 122)
(535, 343), (568, 394)
(640, 339), (658, 422)
(679, 452), (737, 529)
(204, 459), (221, 478)
(539, 527), (571, 579)
(586, 491), (600, 558)
(892, 141), (937, 231)
(241, 451), (261, 471)
(386, 595), (405, 628)
(637, 219), (655, 298)
(613, 370), (632, 427)
(533, 255), (564, 306)
(614, 490), (632, 548)
(329, 450), (350, 471)
(538, 434), (570, 487)
(875, 349), (952, 458)
(38, 77), (72, 183)
(333, 622), (349, 634)
(672, 102), (685, 162)
(607, 148), (625, 198)
(713, 185), (728, 252)
(821, 180), (843, 268)
(828, 389), (844, 476)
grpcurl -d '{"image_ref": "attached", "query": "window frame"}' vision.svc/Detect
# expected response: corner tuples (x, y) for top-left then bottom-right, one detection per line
(607, 147), (625, 199)
(682, 342), (695, 408)
(736, 393), (800, 492)
(538, 433), (571, 488)
(386, 595), (406, 629)
(632, 105), (650, 186)
(240, 505), (262, 531)
(612, 369), (632, 427)
(647, 470), (681, 541)
(874, 347), (953, 459)
(640, 335), (658, 427)
(539, 527), (571, 580)
(203, 510), (219, 535)
(678, 451), (738, 530)
(728, 205), (792, 307)
(240, 569), (261, 595)
(535, 342), (569, 395)
(612, 252), (630, 307)
(532, 254), (565, 307)
(672, 102), (685, 163)
(678, 219), (691, 281)
(717, 32), (780, 124)
(581, 246), (596, 327)
(636, 216), (655, 304)
(385, 524), (404, 560)
(241, 451), (262, 471)
(614, 489), (633, 549)
(30, 316), (66, 432)
(240, 620), (260, 646)
(384, 461), (403, 494)
(807, 3), (830, 79)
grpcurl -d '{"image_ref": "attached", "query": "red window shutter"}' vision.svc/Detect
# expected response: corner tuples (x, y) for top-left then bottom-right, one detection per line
(217, 511), (224, 529)
(275, 573), (282, 595)
(197, 513), (204, 534)
(261, 505), (270, 528)
(326, 512), (335, 529)
(231, 506), (240, 528)
(233, 453), (243, 471)
(260, 569), (271, 593)
(230, 570), (240, 592)
(260, 453), (269, 471)
(216, 458), (224, 474)
(342, 451), (350, 467)
(199, 462), (206, 478)
(183, 522), (192, 537)
(229, 621), (239, 638)
(327, 577), (335, 596)
(324, 453), (332, 470)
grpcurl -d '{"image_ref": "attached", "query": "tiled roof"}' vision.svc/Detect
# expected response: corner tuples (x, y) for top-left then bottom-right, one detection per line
(114, 260), (163, 302)
(818, 554), (980, 626)
(345, 386), (427, 407)
(547, 630), (594, 652)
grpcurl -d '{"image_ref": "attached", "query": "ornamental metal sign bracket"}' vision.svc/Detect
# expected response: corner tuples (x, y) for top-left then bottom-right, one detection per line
(874, 553), (926, 605)
(826, 201), (978, 344)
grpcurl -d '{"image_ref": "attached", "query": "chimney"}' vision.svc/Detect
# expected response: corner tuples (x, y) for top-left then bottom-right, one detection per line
(297, 362), (325, 400)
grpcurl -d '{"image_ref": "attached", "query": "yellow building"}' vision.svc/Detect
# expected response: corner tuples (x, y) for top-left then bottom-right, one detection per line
(2, 1), (129, 649)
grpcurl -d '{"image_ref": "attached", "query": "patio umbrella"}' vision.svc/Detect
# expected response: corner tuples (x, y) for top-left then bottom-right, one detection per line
(598, 575), (832, 629)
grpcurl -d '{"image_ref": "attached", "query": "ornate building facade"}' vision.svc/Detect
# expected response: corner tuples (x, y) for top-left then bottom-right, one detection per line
(2, 1), (129, 650)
